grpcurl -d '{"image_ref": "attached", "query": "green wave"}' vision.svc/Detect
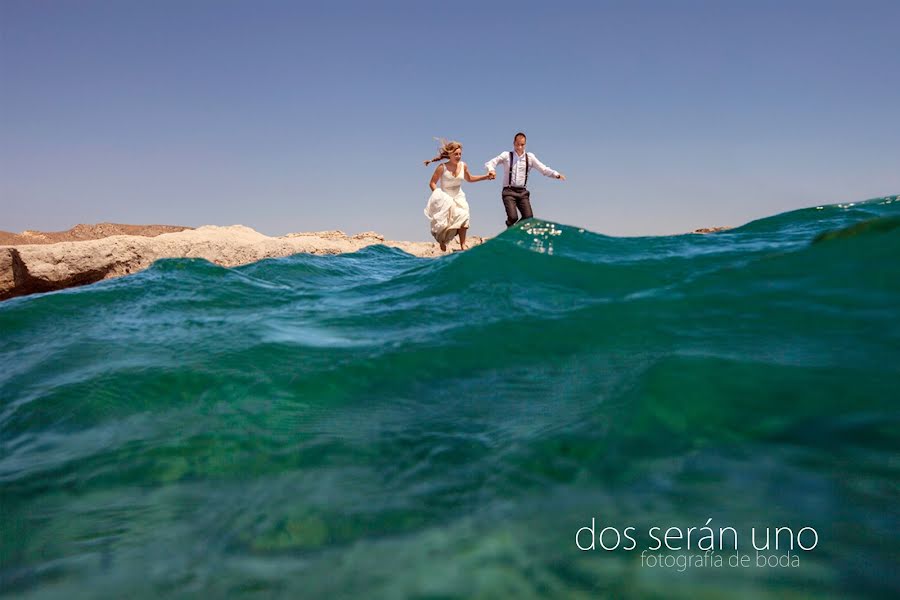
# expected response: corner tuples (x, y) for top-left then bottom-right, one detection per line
(1, 195), (898, 598)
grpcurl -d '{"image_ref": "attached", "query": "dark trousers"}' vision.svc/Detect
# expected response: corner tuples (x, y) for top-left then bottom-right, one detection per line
(502, 186), (533, 227)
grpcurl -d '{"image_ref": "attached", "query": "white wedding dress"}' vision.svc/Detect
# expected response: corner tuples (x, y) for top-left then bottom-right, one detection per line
(424, 162), (470, 244)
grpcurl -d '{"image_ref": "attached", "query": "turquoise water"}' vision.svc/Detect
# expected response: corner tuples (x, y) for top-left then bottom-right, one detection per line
(1, 197), (898, 599)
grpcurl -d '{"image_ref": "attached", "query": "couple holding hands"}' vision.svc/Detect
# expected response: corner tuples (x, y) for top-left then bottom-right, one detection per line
(423, 132), (566, 251)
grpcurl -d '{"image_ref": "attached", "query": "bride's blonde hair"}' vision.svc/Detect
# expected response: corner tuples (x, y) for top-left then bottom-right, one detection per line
(424, 139), (462, 166)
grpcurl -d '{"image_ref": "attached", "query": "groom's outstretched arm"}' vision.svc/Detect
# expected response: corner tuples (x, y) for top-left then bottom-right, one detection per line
(529, 153), (565, 180)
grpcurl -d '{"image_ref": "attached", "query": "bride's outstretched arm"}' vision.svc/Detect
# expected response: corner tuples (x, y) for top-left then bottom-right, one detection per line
(464, 163), (492, 183)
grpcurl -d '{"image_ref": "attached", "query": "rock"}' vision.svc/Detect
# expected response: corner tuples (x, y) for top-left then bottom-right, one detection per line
(691, 227), (731, 234)
(351, 231), (385, 241)
(0, 249), (15, 297)
(0, 223), (190, 246)
(282, 230), (347, 239)
(0, 225), (485, 301)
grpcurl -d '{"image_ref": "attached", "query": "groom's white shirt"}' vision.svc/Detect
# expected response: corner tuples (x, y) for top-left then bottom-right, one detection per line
(485, 151), (560, 187)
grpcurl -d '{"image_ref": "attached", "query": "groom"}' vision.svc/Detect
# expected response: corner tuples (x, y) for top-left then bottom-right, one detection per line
(484, 132), (566, 227)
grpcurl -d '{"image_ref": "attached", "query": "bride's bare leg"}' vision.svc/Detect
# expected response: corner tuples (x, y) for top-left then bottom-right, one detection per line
(439, 241), (447, 251)
(458, 227), (467, 250)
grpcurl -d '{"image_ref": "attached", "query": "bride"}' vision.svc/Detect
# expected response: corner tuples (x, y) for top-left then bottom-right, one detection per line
(423, 140), (494, 251)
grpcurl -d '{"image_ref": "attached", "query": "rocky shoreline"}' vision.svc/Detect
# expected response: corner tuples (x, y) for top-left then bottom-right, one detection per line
(1, 222), (730, 302)
(1, 224), (483, 301)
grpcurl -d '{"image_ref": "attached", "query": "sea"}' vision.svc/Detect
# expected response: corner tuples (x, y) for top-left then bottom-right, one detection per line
(1, 196), (898, 599)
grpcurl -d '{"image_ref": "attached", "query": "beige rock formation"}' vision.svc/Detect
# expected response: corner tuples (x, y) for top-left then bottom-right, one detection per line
(0, 222), (191, 246)
(1, 225), (483, 301)
(691, 226), (732, 234)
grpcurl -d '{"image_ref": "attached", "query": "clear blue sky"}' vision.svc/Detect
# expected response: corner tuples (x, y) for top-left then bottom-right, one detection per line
(2, 0), (898, 240)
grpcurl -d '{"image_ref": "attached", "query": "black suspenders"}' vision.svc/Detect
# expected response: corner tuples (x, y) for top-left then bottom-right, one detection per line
(508, 151), (529, 187)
